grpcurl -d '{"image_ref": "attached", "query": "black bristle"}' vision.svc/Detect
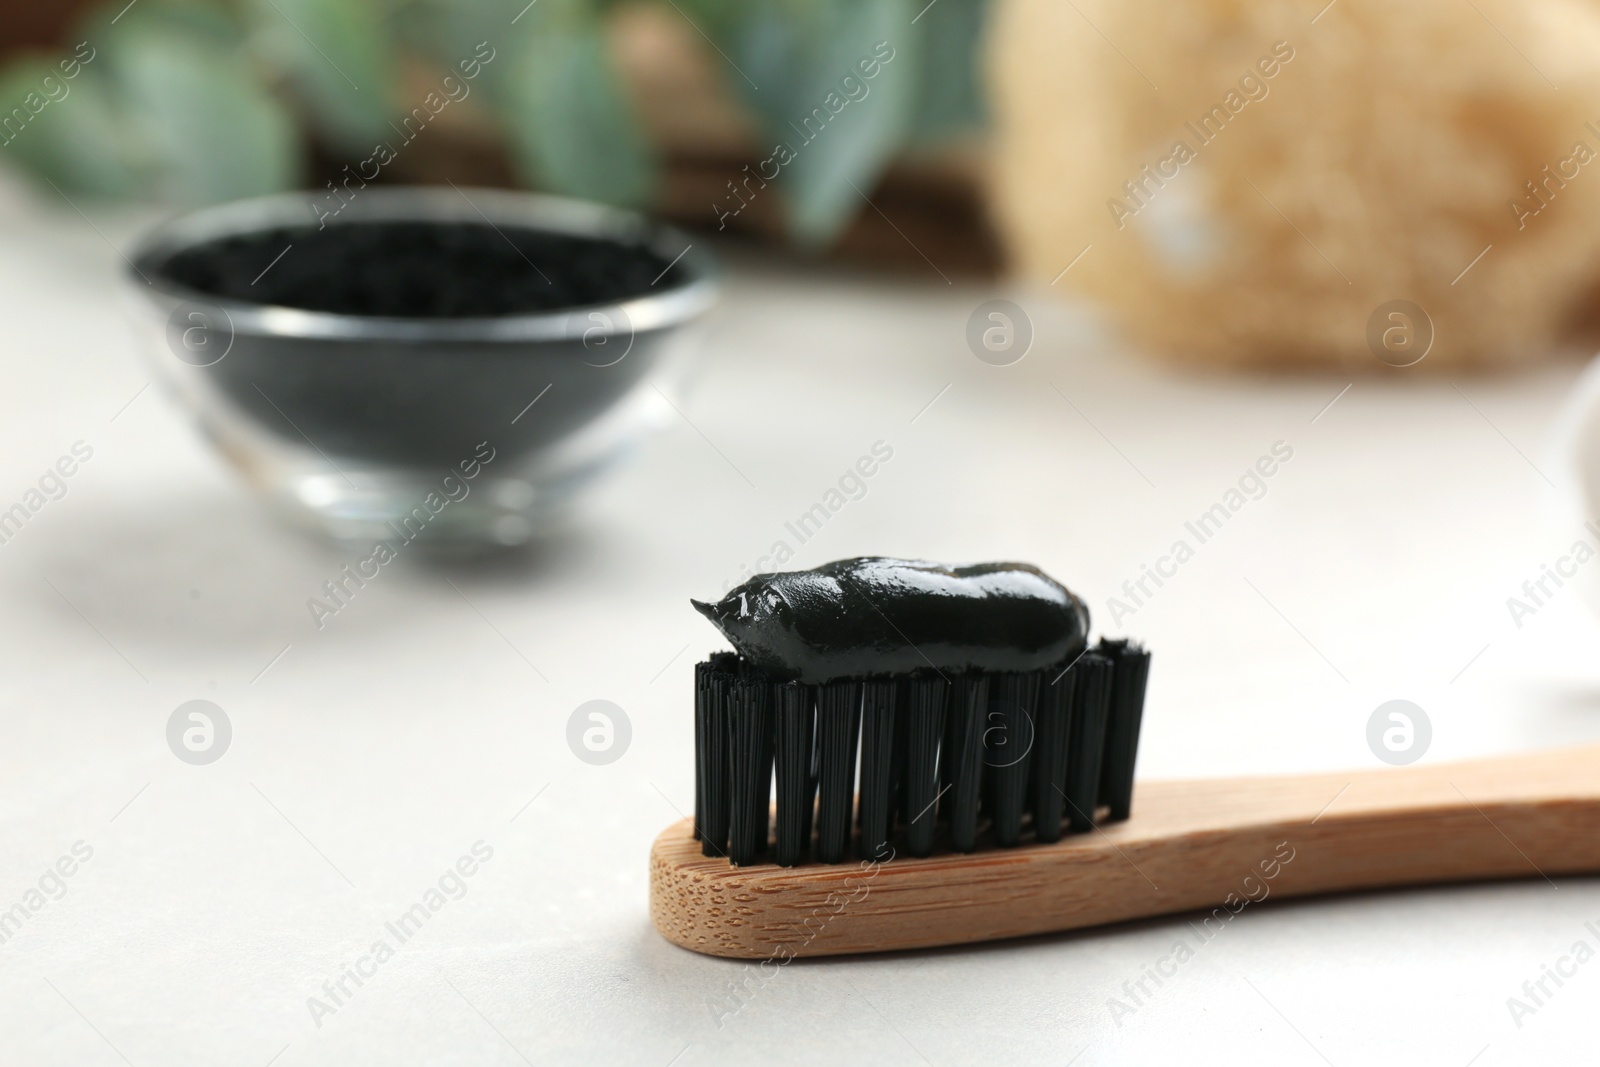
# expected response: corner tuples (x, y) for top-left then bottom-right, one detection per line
(940, 682), (961, 819)
(802, 724), (818, 846)
(727, 678), (775, 866)
(945, 673), (990, 852)
(694, 660), (732, 858)
(814, 680), (862, 864)
(902, 675), (949, 857)
(1097, 640), (1152, 822)
(985, 672), (1040, 847)
(691, 634), (1150, 865)
(773, 682), (816, 867)
(693, 663), (707, 842)
(890, 682), (912, 832)
(1063, 653), (1114, 833)
(857, 679), (898, 862)
(1031, 662), (1076, 843)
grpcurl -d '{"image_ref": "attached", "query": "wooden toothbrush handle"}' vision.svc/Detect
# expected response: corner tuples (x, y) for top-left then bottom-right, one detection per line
(649, 744), (1600, 958)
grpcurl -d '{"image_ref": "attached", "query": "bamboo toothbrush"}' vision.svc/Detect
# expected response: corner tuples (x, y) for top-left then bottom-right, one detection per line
(653, 744), (1600, 958)
(649, 558), (1599, 959)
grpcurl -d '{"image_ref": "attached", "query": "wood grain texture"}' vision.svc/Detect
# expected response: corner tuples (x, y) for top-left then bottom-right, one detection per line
(650, 745), (1600, 958)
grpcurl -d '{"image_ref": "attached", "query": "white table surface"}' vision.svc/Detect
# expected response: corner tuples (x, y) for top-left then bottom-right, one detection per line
(4, 170), (1600, 1065)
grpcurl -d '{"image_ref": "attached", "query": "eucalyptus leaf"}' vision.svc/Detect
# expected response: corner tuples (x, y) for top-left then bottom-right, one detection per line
(244, 0), (395, 151)
(488, 11), (655, 207)
(110, 26), (301, 202)
(0, 60), (142, 197)
(667, 0), (749, 45)
(73, 0), (245, 53)
(906, 0), (986, 142)
(730, 0), (919, 245)
(390, 0), (493, 70)
(395, 0), (524, 67)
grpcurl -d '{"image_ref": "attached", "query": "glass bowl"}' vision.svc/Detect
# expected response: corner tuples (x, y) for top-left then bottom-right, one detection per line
(123, 186), (717, 548)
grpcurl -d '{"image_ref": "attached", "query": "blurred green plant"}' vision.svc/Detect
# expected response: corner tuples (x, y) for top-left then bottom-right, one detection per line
(0, 0), (987, 245)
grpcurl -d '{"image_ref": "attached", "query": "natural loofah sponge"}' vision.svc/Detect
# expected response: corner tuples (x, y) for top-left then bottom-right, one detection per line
(987, 0), (1600, 371)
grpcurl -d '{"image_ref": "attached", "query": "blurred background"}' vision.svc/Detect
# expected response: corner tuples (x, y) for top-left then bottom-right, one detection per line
(10, 0), (1600, 371)
(0, 0), (1000, 274)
